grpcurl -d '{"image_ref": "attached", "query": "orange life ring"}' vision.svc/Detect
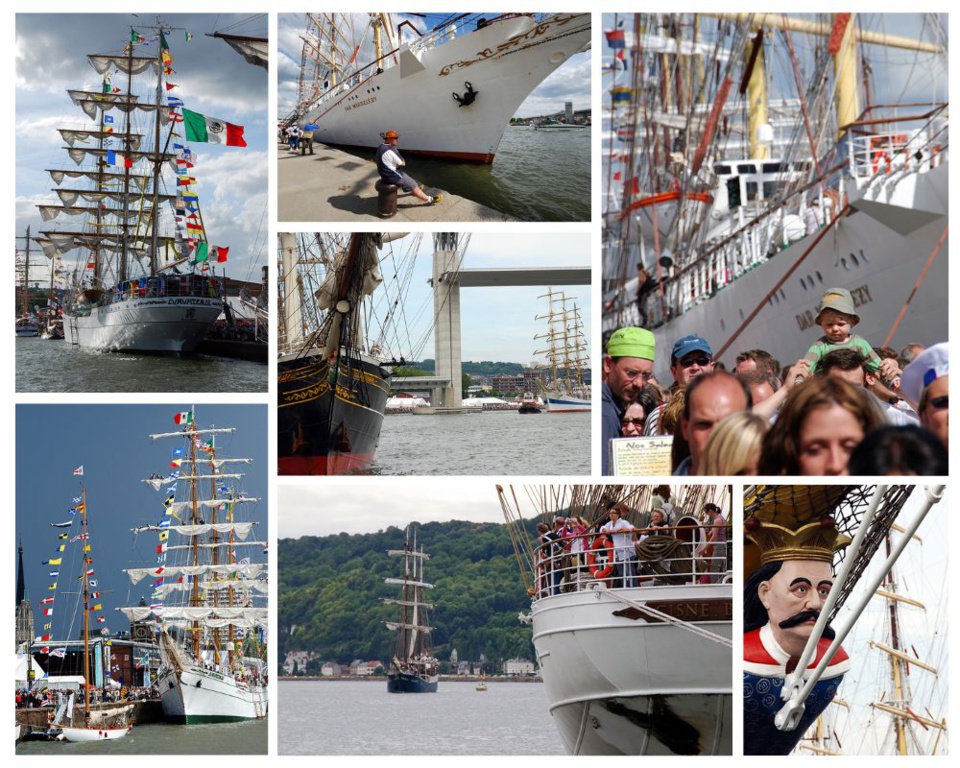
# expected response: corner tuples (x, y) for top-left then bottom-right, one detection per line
(587, 535), (616, 579)
(871, 149), (891, 175)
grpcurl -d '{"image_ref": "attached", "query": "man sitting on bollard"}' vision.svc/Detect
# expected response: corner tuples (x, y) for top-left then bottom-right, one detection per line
(376, 130), (440, 205)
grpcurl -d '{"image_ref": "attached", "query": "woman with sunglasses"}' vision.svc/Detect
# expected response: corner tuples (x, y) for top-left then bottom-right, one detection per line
(620, 385), (662, 437)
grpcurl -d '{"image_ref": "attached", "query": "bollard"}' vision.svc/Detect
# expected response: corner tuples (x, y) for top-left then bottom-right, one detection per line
(375, 180), (399, 218)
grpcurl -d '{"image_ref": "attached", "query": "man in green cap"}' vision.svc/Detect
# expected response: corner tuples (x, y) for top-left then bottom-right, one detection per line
(602, 326), (656, 475)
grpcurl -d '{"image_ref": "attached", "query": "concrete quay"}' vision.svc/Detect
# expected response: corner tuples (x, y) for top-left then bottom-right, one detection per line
(278, 142), (516, 223)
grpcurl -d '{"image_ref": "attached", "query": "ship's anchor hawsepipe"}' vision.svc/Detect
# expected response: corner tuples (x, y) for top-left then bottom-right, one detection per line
(453, 81), (478, 107)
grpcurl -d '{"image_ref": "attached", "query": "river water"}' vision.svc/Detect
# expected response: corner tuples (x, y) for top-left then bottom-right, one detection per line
(16, 337), (267, 393)
(16, 718), (267, 755)
(362, 409), (590, 475)
(279, 679), (564, 755)
(338, 125), (591, 221)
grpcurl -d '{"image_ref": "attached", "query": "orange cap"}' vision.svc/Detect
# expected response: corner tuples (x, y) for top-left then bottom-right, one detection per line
(384, 130), (399, 139)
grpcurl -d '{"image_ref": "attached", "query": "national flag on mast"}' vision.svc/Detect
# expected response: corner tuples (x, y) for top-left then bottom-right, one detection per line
(182, 108), (246, 147)
(174, 411), (193, 425)
(605, 29), (625, 49)
(73, 466), (84, 476)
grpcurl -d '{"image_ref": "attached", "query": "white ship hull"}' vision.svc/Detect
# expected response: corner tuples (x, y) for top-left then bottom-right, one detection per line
(65, 296), (222, 354)
(532, 583), (731, 755)
(159, 665), (267, 724)
(305, 13), (591, 163)
(545, 395), (591, 413)
(611, 161), (948, 378)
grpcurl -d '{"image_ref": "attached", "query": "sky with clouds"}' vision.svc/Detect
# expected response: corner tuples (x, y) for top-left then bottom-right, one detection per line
(276, 12), (591, 121)
(286, 230), (592, 366)
(15, 13), (269, 287)
(16, 404), (268, 637)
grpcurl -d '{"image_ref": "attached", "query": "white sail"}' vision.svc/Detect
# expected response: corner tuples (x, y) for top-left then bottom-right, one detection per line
(118, 408), (268, 723)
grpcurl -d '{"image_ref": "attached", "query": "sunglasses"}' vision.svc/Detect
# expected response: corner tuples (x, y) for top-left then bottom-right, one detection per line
(678, 355), (711, 368)
(621, 417), (645, 427)
(928, 395), (949, 410)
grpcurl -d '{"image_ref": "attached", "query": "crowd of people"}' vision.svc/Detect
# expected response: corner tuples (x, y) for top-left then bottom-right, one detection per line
(603, 287), (948, 476)
(534, 501), (729, 597)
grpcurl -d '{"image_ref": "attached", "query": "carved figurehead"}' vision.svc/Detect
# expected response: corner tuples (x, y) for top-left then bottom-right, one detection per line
(742, 518), (851, 755)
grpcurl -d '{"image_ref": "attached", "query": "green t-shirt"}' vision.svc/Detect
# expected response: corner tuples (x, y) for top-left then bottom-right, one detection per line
(803, 334), (881, 373)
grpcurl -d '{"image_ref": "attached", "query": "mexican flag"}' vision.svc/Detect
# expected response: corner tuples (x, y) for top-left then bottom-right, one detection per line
(182, 108), (246, 147)
(174, 411), (193, 425)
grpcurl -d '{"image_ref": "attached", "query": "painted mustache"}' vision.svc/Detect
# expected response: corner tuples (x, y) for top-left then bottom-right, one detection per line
(779, 610), (836, 639)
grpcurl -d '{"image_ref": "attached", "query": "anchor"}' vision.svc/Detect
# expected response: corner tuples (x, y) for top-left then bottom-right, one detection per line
(452, 81), (478, 108)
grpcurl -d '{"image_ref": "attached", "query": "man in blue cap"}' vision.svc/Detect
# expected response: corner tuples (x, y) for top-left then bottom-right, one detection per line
(644, 334), (715, 436)
(602, 327), (656, 475)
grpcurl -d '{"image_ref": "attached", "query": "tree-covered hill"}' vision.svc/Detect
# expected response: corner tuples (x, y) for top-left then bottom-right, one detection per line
(278, 519), (540, 672)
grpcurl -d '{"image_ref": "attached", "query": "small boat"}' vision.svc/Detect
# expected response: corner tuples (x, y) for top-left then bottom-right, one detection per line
(383, 526), (439, 693)
(475, 674), (488, 691)
(15, 317), (40, 338)
(518, 393), (542, 414)
(533, 119), (587, 132)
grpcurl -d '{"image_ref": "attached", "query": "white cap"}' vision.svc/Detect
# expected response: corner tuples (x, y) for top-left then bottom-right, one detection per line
(900, 342), (948, 407)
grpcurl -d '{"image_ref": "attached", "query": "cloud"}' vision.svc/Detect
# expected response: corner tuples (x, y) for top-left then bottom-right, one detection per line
(279, 481), (508, 538)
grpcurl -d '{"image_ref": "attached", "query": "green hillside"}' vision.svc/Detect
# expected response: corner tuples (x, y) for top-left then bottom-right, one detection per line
(278, 519), (539, 671)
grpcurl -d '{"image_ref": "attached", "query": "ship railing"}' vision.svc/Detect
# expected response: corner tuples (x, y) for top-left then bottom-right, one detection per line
(303, 13), (539, 118)
(843, 101), (948, 175)
(532, 526), (730, 601)
(637, 159), (849, 327)
(100, 275), (224, 306)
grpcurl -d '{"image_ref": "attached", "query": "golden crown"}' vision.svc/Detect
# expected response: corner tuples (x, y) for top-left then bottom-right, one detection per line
(744, 518), (851, 565)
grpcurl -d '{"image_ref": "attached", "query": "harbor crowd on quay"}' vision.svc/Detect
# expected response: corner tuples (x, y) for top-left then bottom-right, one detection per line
(602, 289), (948, 476)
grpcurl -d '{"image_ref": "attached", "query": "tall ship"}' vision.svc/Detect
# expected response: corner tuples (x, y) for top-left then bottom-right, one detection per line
(278, 232), (422, 475)
(119, 408), (268, 723)
(602, 14), (947, 374)
(294, 12), (591, 162)
(23, 476), (133, 742)
(383, 526), (439, 693)
(534, 288), (591, 413)
(36, 22), (244, 354)
(501, 484), (733, 755)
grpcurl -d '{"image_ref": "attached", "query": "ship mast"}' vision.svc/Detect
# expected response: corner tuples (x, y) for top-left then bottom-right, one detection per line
(79, 482), (92, 726)
(868, 533), (946, 754)
(383, 526), (435, 667)
(18, 226), (31, 318)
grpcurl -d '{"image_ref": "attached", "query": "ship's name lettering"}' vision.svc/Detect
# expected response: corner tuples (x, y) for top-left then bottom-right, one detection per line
(345, 97), (376, 112)
(168, 298), (216, 307)
(795, 282), (872, 332)
(647, 599), (732, 620)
